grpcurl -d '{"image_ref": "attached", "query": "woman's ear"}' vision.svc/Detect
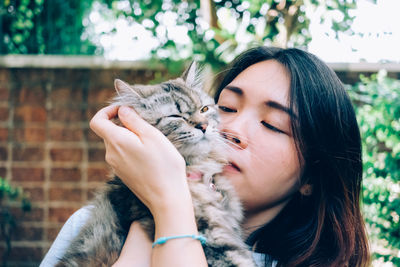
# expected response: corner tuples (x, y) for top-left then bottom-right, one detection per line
(299, 184), (313, 196)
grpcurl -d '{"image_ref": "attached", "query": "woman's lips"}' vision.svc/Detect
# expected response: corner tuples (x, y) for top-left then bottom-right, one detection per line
(223, 161), (241, 173)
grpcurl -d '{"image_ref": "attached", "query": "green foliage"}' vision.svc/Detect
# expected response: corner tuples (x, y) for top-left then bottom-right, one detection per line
(0, 177), (31, 267)
(1, 0), (99, 54)
(1, 0), (357, 70)
(349, 71), (400, 266)
(98, 0), (357, 71)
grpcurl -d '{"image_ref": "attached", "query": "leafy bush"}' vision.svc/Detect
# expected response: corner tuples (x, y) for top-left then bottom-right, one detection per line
(349, 71), (400, 266)
(0, 178), (31, 267)
(1, 0), (97, 54)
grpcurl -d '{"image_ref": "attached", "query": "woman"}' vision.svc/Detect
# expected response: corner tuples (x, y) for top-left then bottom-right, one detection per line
(41, 47), (370, 267)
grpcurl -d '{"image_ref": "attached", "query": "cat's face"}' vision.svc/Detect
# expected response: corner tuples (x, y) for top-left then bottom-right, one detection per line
(113, 63), (221, 160)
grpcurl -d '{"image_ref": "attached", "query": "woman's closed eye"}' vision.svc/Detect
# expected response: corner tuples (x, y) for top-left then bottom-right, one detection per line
(218, 106), (236, 113)
(261, 121), (285, 134)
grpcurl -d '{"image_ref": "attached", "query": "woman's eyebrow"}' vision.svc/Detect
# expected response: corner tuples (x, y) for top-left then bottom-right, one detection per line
(265, 100), (297, 119)
(224, 85), (297, 119)
(224, 85), (243, 95)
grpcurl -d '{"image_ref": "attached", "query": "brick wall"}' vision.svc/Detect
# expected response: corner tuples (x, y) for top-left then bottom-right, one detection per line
(0, 59), (399, 266)
(0, 66), (162, 266)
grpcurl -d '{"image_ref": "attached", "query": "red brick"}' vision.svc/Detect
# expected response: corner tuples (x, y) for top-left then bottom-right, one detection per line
(12, 146), (44, 161)
(12, 167), (45, 182)
(48, 207), (77, 223)
(20, 187), (45, 201)
(12, 225), (43, 241)
(5, 246), (42, 261)
(0, 107), (9, 121)
(88, 129), (102, 142)
(50, 167), (81, 182)
(0, 69), (10, 83)
(0, 127), (8, 141)
(14, 127), (46, 142)
(0, 146), (7, 160)
(14, 105), (47, 122)
(0, 167), (6, 177)
(50, 148), (83, 162)
(49, 127), (83, 142)
(47, 225), (63, 241)
(0, 87), (9, 101)
(49, 187), (82, 202)
(50, 107), (85, 122)
(86, 105), (105, 121)
(88, 88), (115, 105)
(14, 68), (51, 85)
(10, 207), (44, 222)
(17, 87), (46, 105)
(89, 70), (115, 87)
(88, 166), (110, 182)
(88, 147), (105, 162)
(51, 87), (82, 103)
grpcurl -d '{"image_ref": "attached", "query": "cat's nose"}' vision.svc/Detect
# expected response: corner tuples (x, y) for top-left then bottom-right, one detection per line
(195, 123), (208, 133)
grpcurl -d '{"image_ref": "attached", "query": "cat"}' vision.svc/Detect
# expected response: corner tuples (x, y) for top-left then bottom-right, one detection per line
(55, 62), (256, 267)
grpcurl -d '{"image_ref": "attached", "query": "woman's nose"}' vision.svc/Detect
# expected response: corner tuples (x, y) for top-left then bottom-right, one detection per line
(221, 130), (248, 150)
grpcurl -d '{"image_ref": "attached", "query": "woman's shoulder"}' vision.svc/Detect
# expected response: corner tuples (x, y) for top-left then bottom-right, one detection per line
(65, 205), (93, 231)
(40, 205), (94, 266)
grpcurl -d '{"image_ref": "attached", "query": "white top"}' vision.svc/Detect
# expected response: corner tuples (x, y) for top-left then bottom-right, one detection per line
(40, 206), (276, 267)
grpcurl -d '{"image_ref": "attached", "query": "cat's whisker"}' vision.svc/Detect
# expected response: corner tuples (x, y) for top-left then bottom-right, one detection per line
(218, 130), (251, 146)
(210, 67), (234, 80)
(215, 136), (267, 166)
(218, 137), (243, 150)
(218, 131), (268, 156)
(171, 134), (195, 143)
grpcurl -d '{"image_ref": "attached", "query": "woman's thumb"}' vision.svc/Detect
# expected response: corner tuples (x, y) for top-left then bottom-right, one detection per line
(118, 106), (153, 137)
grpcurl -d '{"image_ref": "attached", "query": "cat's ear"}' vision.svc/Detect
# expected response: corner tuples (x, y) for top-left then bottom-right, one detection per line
(181, 61), (197, 85)
(114, 79), (141, 98)
(181, 61), (202, 90)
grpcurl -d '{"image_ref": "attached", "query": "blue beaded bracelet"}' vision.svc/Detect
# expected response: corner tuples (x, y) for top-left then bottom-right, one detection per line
(152, 234), (207, 248)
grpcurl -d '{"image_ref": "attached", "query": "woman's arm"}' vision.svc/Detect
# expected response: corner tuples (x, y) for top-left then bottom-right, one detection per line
(90, 105), (207, 267)
(112, 222), (152, 267)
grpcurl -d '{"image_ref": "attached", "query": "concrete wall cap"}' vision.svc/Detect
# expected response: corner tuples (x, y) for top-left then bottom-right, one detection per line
(0, 55), (164, 69)
(0, 55), (400, 72)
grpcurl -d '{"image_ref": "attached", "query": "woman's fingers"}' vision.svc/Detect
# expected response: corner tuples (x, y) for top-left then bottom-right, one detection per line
(118, 106), (162, 139)
(89, 105), (120, 139)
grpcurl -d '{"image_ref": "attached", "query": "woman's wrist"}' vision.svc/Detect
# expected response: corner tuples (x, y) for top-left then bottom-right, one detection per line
(151, 192), (207, 267)
(148, 172), (191, 217)
(152, 187), (197, 237)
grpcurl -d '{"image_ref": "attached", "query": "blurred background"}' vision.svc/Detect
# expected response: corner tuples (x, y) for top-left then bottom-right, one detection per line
(0, 0), (399, 266)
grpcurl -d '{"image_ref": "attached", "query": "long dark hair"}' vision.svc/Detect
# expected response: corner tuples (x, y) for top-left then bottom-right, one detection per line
(214, 47), (370, 267)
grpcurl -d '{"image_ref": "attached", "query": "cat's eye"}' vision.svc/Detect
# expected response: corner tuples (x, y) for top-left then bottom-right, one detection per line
(261, 121), (285, 134)
(218, 106), (236, 113)
(200, 106), (209, 113)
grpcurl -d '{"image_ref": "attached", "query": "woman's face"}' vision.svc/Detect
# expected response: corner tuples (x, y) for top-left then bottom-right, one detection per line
(218, 60), (301, 219)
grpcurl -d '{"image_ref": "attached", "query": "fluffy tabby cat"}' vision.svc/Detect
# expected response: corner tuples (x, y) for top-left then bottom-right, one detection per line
(56, 63), (256, 267)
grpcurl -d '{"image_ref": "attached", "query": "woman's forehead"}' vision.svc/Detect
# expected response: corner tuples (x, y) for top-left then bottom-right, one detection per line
(223, 60), (291, 106)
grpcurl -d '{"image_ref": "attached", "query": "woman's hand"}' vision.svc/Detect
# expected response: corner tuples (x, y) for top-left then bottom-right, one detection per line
(89, 105), (188, 215)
